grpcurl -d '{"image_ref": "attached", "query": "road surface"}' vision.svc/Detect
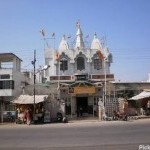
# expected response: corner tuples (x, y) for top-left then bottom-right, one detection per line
(0, 119), (150, 150)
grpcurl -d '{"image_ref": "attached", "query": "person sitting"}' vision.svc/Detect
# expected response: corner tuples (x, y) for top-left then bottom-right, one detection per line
(23, 110), (27, 124)
(113, 110), (120, 120)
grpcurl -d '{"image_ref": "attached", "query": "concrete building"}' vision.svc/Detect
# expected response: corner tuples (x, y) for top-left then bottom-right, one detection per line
(112, 81), (150, 115)
(0, 53), (29, 122)
(44, 22), (115, 118)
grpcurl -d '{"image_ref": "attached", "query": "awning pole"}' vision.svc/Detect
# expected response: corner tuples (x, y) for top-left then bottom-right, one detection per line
(71, 95), (72, 118)
(93, 96), (94, 117)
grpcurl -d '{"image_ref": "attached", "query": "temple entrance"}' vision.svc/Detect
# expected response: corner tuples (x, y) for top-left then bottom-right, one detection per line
(76, 97), (88, 117)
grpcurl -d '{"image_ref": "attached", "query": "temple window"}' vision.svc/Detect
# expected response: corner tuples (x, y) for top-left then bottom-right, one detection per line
(94, 57), (102, 70)
(77, 57), (85, 70)
(60, 59), (68, 71)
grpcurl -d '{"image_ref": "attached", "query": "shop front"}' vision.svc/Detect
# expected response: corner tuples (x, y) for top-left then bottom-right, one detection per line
(67, 83), (98, 118)
(12, 94), (49, 124)
(128, 90), (150, 115)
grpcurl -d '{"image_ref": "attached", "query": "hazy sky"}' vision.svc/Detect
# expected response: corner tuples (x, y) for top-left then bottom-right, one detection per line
(0, 0), (150, 82)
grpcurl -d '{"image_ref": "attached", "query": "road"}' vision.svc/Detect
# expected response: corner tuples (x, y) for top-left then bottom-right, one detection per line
(0, 119), (150, 150)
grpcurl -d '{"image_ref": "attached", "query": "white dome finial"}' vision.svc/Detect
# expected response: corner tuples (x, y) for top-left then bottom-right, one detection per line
(91, 33), (102, 50)
(58, 35), (69, 51)
(76, 20), (80, 28)
(75, 21), (84, 49)
(94, 32), (97, 38)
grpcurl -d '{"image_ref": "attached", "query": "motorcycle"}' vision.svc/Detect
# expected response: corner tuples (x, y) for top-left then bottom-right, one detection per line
(56, 112), (63, 122)
(6, 112), (15, 122)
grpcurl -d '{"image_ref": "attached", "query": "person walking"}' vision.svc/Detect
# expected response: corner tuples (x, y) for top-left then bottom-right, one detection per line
(26, 109), (32, 125)
(79, 107), (83, 117)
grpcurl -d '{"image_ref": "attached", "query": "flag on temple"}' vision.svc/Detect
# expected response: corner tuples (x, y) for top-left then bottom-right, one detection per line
(40, 29), (45, 37)
(85, 34), (89, 38)
(76, 20), (80, 28)
(96, 50), (104, 61)
(55, 52), (60, 60)
(52, 32), (55, 37)
(67, 35), (71, 39)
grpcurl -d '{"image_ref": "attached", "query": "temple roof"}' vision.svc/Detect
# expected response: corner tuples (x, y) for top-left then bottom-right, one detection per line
(91, 33), (102, 50)
(58, 35), (69, 52)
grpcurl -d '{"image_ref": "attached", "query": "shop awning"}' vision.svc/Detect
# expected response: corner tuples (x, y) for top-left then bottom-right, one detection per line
(12, 95), (48, 104)
(129, 90), (150, 100)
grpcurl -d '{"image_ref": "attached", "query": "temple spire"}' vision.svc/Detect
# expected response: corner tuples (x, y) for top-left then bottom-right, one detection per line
(58, 34), (69, 51)
(91, 32), (102, 50)
(75, 21), (84, 49)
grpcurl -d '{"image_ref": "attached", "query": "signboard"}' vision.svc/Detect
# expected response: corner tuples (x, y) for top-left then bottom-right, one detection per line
(74, 86), (95, 94)
(76, 75), (88, 81)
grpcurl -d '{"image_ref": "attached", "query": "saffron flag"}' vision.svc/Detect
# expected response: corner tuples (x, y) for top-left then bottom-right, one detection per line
(96, 50), (104, 61)
(55, 52), (60, 61)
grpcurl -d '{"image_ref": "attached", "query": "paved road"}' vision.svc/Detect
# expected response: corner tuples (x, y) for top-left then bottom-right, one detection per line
(0, 119), (150, 150)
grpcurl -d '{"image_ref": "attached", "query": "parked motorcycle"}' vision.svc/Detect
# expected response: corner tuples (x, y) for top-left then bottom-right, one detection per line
(6, 112), (15, 122)
(113, 111), (128, 121)
(56, 112), (68, 123)
(57, 112), (63, 122)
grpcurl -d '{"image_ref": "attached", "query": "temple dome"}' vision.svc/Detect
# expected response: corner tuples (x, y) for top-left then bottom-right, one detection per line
(91, 33), (102, 50)
(58, 35), (69, 52)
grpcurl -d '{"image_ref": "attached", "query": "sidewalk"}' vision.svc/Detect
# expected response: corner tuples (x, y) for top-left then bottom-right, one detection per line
(69, 115), (150, 123)
(68, 116), (100, 123)
(0, 115), (150, 126)
(137, 115), (150, 119)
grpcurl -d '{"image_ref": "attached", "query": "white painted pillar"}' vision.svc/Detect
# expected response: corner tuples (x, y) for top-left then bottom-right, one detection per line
(98, 106), (102, 121)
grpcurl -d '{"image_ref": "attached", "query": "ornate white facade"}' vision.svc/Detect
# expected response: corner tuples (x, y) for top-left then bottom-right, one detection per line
(44, 22), (115, 118)
(44, 22), (113, 80)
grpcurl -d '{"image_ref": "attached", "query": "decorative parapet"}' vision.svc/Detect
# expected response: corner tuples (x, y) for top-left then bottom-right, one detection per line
(91, 74), (115, 81)
(50, 75), (72, 81)
(50, 74), (114, 82)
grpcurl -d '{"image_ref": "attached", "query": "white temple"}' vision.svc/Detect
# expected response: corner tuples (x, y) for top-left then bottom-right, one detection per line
(43, 22), (114, 118)
(44, 21), (113, 79)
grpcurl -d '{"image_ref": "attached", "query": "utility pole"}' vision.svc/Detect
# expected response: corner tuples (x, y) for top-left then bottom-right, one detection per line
(104, 58), (107, 107)
(31, 50), (36, 122)
(31, 50), (50, 123)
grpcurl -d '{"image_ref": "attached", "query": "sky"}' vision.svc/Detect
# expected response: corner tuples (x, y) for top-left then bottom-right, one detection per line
(0, 0), (150, 82)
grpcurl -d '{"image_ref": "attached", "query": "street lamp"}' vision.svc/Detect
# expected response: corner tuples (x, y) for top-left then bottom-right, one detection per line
(32, 50), (50, 123)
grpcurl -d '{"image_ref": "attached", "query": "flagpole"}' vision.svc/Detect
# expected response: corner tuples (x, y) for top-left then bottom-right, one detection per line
(50, 32), (55, 50)
(104, 58), (106, 108)
(56, 52), (60, 99)
(96, 50), (106, 116)
(54, 36), (55, 50)
(104, 35), (107, 112)
(58, 59), (60, 99)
